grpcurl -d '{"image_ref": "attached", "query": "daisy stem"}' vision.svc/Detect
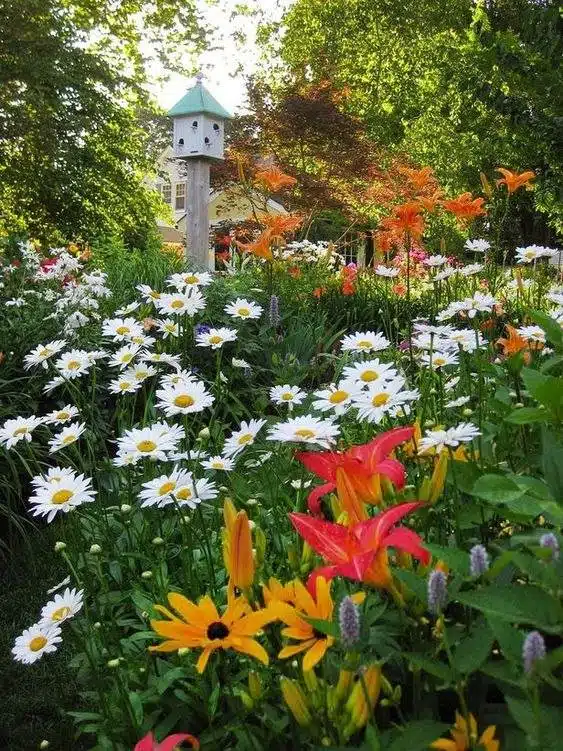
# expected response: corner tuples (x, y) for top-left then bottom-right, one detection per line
(447, 448), (462, 547)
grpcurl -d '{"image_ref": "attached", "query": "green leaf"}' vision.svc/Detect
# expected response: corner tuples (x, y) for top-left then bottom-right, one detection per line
(471, 474), (526, 503)
(505, 406), (550, 424)
(393, 568), (428, 604)
(522, 368), (563, 413)
(487, 617), (524, 663)
(424, 544), (470, 576)
(480, 660), (524, 690)
(128, 691), (143, 726)
(404, 653), (454, 682)
(529, 310), (563, 349)
(381, 721), (450, 751)
(452, 620), (494, 674)
(303, 615), (339, 639)
(541, 427), (563, 502)
(155, 666), (186, 694)
(456, 585), (563, 633)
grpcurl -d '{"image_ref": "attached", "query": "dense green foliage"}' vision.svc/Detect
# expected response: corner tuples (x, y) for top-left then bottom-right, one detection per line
(261, 0), (562, 238)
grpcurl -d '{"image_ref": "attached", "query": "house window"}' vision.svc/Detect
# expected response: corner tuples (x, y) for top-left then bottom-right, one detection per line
(160, 181), (171, 205)
(175, 182), (186, 210)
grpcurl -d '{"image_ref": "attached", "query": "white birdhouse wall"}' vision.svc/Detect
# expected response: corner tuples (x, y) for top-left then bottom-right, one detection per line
(172, 114), (224, 160)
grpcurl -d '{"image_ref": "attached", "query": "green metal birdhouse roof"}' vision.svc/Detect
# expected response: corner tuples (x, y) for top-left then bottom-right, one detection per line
(167, 80), (232, 119)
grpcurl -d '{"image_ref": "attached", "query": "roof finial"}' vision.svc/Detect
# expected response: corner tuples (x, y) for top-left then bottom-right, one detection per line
(195, 70), (204, 85)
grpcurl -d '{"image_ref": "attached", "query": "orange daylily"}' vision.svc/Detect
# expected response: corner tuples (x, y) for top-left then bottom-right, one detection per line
(222, 499), (254, 590)
(258, 212), (303, 239)
(236, 230), (273, 260)
(381, 202), (425, 240)
(442, 192), (486, 222)
(417, 190), (443, 213)
(496, 167), (535, 194)
(255, 166), (297, 192)
(497, 324), (541, 363)
(399, 165), (436, 193)
(431, 712), (500, 751)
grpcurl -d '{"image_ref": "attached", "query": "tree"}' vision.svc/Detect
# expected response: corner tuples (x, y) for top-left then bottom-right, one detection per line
(0, 0), (203, 245)
(259, 0), (562, 239)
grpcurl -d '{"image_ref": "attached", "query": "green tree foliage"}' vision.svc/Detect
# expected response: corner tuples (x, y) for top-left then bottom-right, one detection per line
(264, 0), (562, 238)
(0, 0), (203, 246)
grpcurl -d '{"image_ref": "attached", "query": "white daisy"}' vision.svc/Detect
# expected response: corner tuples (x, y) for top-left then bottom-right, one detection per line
(223, 419), (267, 457)
(232, 357), (251, 369)
(155, 289), (206, 316)
(48, 422), (86, 453)
(28, 469), (96, 522)
(114, 301), (141, 316)
(156, 318), (180, 339)
(142, 352), (182, 369)
(434, 266), (457, 281)
(159, 368), (198, 388)
(176, 476), (218, 508)
(54, 350), (92, 379)
(108, 375), (142, 394)
(138, 466), (195, 508)
(515, 245), (556, 264)
(12, 622), (62, 664)
(340, 358), (398, 387)
(40, 588), (83, 626)
(270, 384), (307, 410)
(124, 363), (158, 383)
(24, 340), (67, 370)
(374, 265), (400, 278)
(0, 415), (42, 449)
(340, 331), (390, 354)
(44, 405), (80, 425)
(47, 576), (71, 595)
(459, 263), (484, 277)
(420, 351), (459, 369)
(136, 284), (162, 303)
(101, 317), (144, 342)
(419, 422), (481, 455)
(114, 422), (185, 465)
(465, 239), (490, 253)
(312, 383), (361, 415)
(6, 297), (26, 307)
(129, 334), (156, 348)
(167, 271), (213, 289)
(156, 380), (214, 416)
(445, 396), (471, 408)
(423, 254), (448, 267)
(201, 455), (235, 472)
(224, 298), (263, 320)
(266, 415), (339, 447)
(196, 327), (237, 350)
(353, 378), (418, 424)
(446, 329), (485, 352)
(108, 343), (144, 369)
(517, 325), (546, 344)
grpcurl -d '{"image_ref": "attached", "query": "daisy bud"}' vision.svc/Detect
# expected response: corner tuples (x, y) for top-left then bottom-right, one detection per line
(152, 537), (164, 546)
(178, 647), (190, 657)
(198, 427), (210, 440)
(247, 497), (258, 506)
(339, 596), (360, 648)
(93, 622), (101, 629)
(462, 407), (474, 417)
(120, 504), (132, 514)
(54, 541), (66, 552)
(89, 544), (102, 555)
(427, 569), (447, 615)
(470, 544), (490, 576)
(540, 532), (560, 561)
(141, 570), (153, 579)
(515, 402), (524, 408)
(220, 487), (230, 494)
(39, 742), (49, 749)
(523, 630), (546, 674)
(107, 658), (120, 669)
(424, 419), (435, 427)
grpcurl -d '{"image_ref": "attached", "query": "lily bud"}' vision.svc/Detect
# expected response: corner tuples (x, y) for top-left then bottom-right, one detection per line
(344, 664), (382, 738)
(280, 678), (312, 727)
(248, 670), (263, 701)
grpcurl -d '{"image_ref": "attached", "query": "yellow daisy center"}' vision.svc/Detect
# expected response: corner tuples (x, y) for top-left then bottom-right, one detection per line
(525, 251), (535, 259)
(131, 336), (144, 344)
(120, 354), (133, 364)
(159, 481), (176, 495)
(329, 390), (348, 404)
(149, 290), (160, 299)
(209, 335), (223, 344)
(184, 275), (198, 284)
(14, 427), (29, 436)
(175, 487), (192, 500)
(171, 300), (184, 309)
(137, 440), (157, 453)
(174, 394), (195, 408)
(211, 461), (223, 468)
(119, 381), (131, 390)
(57, 411), (70, 420)
(51, 606), (71, 621)
(281, 392), (294, 401)
(295, 428), (316, 439)
(371, 392), (389, 407)
(238, 307), (250, 317)
(238, 433), (254, 445)
(357, 340), (373, 349)
(116, 326), (130, 335)
(361, 370), (379, 382)
(434, 357), (446, 366)
(62, 434), (77, 445)
(29, 636), (47, 652)
(39, 348), (51, 358)
(67, 360), (80, 370)
(52, 489), (73, 505)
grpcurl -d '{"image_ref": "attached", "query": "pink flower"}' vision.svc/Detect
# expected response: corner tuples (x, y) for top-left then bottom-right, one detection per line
(134, 731), (199, 751)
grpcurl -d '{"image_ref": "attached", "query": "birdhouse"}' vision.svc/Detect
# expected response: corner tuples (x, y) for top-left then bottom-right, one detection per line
(168, 74), (232, 161)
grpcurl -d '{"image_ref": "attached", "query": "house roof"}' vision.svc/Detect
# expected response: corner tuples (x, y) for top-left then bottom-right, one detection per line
(168, 82), (232, 119)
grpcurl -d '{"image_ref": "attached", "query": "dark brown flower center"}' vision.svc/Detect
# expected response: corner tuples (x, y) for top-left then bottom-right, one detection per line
(312, 628), (326, 640)
(207, 621), (230, 640)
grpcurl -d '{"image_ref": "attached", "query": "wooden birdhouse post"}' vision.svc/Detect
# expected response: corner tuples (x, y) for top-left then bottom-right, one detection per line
(168, 74), (232, 269)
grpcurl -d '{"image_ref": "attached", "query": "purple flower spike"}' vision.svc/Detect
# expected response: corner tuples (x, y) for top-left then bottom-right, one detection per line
(268, 294), (280, 326)
(523, 630), (546, 675)
(470, 544), (490, 576)
(539, 532), (560, 561)
(339, 596), (360, 648)
(427, 569), (447, 615)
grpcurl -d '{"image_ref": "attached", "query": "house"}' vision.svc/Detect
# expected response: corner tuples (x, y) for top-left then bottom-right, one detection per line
(153, 147), (287, 242)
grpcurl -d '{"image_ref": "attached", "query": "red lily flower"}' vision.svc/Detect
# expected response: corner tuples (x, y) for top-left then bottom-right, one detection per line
(297, 426), (414, 517)
(289, 502), (429, 594)
(134, 731), (199, 751)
